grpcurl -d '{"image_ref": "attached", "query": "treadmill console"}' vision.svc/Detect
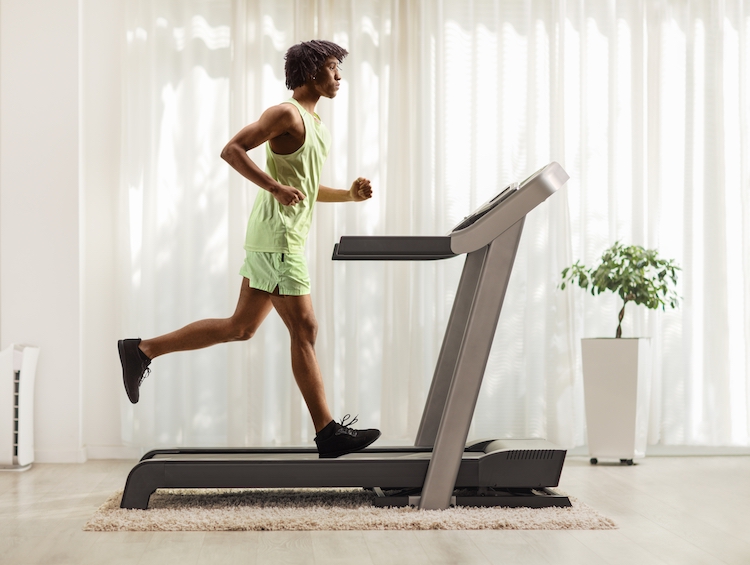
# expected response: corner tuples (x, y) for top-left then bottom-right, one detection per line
(448, 162), (568, 255)
(451, 164), (549, 234)
(451, 183), (518, 232)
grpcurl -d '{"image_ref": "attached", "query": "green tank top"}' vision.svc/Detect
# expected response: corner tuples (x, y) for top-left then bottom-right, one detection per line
(244, 98), (331, 253)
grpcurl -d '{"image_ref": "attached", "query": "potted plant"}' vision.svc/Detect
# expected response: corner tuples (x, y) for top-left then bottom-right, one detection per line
(561, 242), (680, 465)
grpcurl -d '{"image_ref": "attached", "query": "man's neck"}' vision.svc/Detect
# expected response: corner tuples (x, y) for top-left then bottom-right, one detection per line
(292, 87), (320, 115)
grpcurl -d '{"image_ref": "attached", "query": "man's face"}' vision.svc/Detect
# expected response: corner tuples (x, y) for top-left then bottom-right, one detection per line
(312, 56), (342, 98)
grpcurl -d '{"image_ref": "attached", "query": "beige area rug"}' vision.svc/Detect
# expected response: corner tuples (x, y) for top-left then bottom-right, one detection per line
(84, 488), (617, 531)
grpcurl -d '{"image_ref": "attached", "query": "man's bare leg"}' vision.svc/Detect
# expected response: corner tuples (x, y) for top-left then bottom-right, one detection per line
(139, 279), (274, 360)
(270, 291), (381, 457)
(119, 279), (273, 403)
(134, 285), (331, 429)
(269, 293), (333, 432)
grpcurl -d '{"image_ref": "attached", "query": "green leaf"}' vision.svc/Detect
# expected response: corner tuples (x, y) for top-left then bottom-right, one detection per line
(559, 242), (681, 332)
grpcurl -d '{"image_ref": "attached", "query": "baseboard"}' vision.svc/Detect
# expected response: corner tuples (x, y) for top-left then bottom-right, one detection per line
(34, 447), (88, 464)
(566, 444), (750, 457)
(84, 445), (143, 460)
(34, 445), (146, 462)
(645, 444), (750, 456)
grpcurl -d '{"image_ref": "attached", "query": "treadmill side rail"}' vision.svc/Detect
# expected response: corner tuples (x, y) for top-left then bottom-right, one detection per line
(120, 460), (165, 509)
(119, 441), (568, 509)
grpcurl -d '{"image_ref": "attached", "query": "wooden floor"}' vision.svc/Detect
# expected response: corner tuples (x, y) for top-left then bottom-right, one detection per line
(1, 455), (749, 564)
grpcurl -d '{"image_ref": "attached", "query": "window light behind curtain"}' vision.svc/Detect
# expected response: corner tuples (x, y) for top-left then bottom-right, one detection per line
(119, 0), (750, 451)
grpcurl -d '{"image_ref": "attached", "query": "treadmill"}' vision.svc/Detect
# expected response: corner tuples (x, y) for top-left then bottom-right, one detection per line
(120, 161), (571, 511)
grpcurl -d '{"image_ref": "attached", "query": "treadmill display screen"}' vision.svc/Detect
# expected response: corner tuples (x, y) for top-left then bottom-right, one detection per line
(451, 183), (518, 232)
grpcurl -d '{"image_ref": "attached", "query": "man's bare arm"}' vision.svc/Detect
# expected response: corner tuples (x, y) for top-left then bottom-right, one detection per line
(317, 177), (373, 202)
(221, 105), (306, 206)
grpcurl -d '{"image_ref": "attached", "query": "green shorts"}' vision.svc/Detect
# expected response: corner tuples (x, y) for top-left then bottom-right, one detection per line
(239, 251), (311, 296)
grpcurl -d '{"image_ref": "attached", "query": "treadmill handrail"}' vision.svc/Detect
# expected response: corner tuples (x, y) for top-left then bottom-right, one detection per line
(331, 162), (568, 260)
(332, 235), (455, 261)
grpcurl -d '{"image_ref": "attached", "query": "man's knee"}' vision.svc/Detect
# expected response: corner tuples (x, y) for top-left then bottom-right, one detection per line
(290, 315), (318, 345)
(272, 295), (318, 345)
(228, 319), (258, 342)
(235, 327), (257, 341)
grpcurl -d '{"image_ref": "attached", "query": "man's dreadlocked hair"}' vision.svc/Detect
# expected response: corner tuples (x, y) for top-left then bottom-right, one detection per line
(284, 40), (348, 90)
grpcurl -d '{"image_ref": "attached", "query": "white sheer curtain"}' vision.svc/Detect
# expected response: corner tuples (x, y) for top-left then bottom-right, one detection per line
(119, 0), (750, 451)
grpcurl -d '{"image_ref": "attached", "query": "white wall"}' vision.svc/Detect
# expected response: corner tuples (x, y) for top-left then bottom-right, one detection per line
(0, 0), (84, 462)
(0, 0), (127, 462)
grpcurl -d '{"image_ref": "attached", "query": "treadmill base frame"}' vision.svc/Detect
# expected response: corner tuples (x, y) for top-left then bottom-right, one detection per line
(371, 486), (571, 508)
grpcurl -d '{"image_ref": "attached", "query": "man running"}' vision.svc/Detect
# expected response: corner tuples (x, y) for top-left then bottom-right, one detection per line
(118, 40), (380, 459)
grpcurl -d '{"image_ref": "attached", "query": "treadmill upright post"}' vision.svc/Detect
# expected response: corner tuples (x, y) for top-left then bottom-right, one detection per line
(415, 243), (485, 447)
(418, 219), (525, 510)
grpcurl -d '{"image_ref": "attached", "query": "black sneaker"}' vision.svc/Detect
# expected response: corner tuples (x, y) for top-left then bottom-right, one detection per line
(118, 338), (151, 404)
(314, 415), (381, 458)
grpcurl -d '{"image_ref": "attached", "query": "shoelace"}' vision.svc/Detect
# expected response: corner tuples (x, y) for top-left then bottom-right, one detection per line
(340, 414), (359, 427)
(138, 361), (152, 387)
(335, 414), (359, 437)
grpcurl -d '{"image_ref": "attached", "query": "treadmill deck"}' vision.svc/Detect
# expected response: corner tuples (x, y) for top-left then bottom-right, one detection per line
(121, 440), (567, 509)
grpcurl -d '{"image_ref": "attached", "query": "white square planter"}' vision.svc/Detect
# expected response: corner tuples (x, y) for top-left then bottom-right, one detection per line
(581, 338), (651, 464)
